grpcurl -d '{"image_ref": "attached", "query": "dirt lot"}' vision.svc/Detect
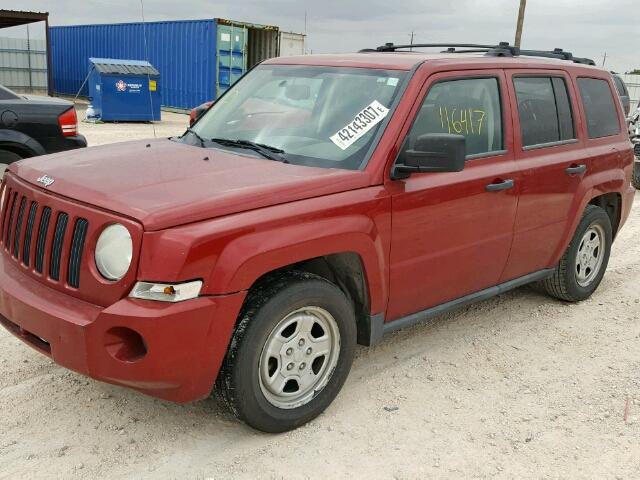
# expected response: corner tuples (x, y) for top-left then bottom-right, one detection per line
(1, 108), (640, 479)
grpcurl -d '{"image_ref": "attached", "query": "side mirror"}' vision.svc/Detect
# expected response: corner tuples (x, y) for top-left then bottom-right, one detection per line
(392, 133), (466, 179)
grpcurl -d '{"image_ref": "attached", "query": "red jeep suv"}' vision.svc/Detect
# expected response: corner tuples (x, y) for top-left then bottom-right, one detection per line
(0, 43), (635, 432)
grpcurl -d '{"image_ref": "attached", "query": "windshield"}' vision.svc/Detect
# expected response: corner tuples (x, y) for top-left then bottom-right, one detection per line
(187, 65), (407, 170)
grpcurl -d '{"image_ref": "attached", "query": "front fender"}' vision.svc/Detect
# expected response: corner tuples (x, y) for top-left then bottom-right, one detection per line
(137, 187), (392, 315)
(211, 216), (388, 313)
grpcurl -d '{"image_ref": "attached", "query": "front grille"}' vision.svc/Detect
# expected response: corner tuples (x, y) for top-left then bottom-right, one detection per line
(68, 218), (88, 289)
(22, 202), (38, 267)
(0, 185), (88, 289)
(49, 213), (69, 281)
(34, 207), (51, 274)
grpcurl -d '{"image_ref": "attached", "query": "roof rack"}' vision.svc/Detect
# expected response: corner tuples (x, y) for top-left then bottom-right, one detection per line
(362, 42), (596, 66)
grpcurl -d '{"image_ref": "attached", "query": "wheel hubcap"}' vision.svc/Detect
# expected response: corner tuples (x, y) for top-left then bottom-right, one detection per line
(575, 224), (605, 287)
(259, 306), (340, 410)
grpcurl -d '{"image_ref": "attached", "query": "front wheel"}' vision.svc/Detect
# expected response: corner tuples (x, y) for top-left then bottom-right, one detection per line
(216, 271), (356, 433)
(542, 205), (612, 302)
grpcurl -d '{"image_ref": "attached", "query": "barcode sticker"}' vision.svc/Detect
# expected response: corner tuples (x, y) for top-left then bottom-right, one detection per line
(330, 100), (390, 150)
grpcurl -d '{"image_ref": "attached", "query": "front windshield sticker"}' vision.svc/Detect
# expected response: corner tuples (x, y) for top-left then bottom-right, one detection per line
(330, 100), (390, 150)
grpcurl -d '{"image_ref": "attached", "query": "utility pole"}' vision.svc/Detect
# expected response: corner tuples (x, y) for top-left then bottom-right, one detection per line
(602, 52), (607, 67)
(409, 31), (415, 51)
(514, 0), (527, 48)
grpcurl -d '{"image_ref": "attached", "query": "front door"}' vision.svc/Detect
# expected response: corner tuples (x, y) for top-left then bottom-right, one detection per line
(386, 70), (519, 321)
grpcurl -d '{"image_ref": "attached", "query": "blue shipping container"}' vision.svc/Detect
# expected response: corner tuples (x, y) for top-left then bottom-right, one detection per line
(50, 19), (279, 110)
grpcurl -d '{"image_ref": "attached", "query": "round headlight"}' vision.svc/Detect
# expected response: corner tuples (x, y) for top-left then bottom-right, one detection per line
(95, 224), (133, 281)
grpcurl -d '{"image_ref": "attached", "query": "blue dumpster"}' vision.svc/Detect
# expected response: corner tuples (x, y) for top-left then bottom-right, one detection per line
(87, 58), (161, 122)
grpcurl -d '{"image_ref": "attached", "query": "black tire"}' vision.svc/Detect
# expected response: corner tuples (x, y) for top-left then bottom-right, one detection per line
(632, 161), (640, 190)
(0, 149), (22, 174)
(542, 205), (612, 302)
(216, 271), (357, 433)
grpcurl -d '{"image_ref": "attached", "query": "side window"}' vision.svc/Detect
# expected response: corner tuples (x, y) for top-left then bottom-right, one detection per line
(513, 76), (575, 147)
(577, 78), (621, 139)
(408, 77), (503, 157)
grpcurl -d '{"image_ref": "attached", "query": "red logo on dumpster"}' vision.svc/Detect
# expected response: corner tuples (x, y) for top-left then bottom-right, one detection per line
(115, 80), (127, 92)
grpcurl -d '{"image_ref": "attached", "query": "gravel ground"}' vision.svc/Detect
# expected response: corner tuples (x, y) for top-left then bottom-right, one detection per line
(1, 106), (640, 479)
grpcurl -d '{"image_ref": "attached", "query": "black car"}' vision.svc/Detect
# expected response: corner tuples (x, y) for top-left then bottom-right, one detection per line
(611, 73), (631, 116)
(0, 84), (87, 173)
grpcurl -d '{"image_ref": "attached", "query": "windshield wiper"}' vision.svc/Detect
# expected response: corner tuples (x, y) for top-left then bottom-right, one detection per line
(210, 138), (287, 162)
(184, 127), (207, 148)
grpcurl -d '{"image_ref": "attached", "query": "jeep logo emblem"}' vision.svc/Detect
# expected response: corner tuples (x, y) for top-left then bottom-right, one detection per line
(36, 175), (55, 187)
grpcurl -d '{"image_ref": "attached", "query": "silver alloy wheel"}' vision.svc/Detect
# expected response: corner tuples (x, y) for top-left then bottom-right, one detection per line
(575, 223), (605, 287)
(258, 306), (341, 410)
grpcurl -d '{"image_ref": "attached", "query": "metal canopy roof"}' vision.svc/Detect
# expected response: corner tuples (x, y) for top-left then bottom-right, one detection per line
(0, 9), (49, 29)
(90, 58), (160, 76)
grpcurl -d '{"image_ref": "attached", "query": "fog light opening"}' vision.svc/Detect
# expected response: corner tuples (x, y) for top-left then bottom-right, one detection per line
(104, 327), (147, 363)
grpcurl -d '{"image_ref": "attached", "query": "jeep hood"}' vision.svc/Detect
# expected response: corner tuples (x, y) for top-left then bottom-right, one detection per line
(9, 139), (371, 231)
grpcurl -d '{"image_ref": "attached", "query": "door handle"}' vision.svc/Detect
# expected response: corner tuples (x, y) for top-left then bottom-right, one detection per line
(565, 164), (587, 175)
(485, 179), (514, 192)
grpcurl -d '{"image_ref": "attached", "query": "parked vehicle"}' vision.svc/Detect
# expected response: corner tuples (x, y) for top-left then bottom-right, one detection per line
(611, 72), (631, 116)
(630, 106), (640, 188)
(0, 84), (86, 174)
(189, 100), (213, 126)
(0, 42), (634, 433)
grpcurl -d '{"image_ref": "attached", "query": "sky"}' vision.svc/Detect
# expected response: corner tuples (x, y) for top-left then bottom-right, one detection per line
(0, 0), (637, 73)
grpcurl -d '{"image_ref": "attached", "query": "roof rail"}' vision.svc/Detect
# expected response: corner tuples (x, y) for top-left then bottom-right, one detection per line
(368, 43), (499, 52)
(363, 42), (596, 66)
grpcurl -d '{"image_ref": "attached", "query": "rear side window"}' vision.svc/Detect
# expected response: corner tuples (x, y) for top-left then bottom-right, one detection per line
(577, 78), (620, 138)
(513, 77), (575, 147)
(408, 77), (503, 157)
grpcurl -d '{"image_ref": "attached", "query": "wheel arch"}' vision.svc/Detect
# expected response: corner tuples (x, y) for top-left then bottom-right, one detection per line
(551, 170), (626, 266)
(588, 192), (621, 239)
(0, 129), (45, 158)
(246, 252), (376, 346)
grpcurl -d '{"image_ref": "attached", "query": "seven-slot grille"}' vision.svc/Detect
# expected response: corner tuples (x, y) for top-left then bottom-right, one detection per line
(1, 184), (88, 289)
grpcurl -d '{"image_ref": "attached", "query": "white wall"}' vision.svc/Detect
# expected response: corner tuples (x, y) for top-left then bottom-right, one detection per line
(279, 32), (305, 57)
(0, 36), (48, 93)
(621, 74), (640, 108)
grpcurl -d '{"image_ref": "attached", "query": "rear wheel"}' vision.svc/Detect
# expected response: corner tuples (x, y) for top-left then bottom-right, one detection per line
(0, 149), (22, 175)
(216, 271), (356, 433)
(542, 205), (612, 302)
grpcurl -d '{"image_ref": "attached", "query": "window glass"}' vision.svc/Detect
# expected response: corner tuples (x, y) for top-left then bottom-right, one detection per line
(613, 75), (627, 96)
(407, 77), (503, 157)
(192, 65), (406, 170)
(577, 78), (621, 138)
(514, 77), (574, 147)
(552, 77), (575, 141)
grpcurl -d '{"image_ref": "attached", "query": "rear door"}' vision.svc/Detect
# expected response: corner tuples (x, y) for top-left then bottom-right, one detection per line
(385, 69), (519, 321)
(500, 70), (588, 281)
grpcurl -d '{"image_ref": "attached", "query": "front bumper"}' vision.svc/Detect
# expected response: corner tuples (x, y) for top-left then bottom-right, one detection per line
(0, 253), (246, 403)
